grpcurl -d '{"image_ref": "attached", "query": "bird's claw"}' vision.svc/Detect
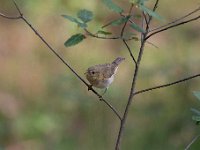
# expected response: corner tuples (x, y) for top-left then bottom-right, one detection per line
(98, 95), (103, 101)
(88, 85), (93, 91)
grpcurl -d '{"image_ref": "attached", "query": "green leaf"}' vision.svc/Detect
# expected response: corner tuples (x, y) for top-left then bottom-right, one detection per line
(130, 0), (148, 5)
(139, 4), (163, 20)
(64, 34), (86, 47)
(61, 14), (87, 28)
(191, 108), (200, 116)
(97, 30), (112, 35)
(102, 0), (123, 13)
(130, 22), (145, 33)
(193, 91), (200, 101)
(192, 116), (200, 122)
(77, 9), (93, 23)
(110, 16), (131, 26)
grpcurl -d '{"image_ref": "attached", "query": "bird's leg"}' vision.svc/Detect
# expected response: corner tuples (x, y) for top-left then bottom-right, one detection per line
(88, 85), (93, 91)
(101, 87), (108, 96)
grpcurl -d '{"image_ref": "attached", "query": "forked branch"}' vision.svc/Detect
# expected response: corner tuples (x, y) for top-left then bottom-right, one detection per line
(0, 0), (122, 121)
(146, 15), (200, 40)
(150, 6), (200, 32)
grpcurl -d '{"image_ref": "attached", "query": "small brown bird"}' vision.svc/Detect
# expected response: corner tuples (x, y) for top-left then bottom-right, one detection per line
(85, 57), (125, 94)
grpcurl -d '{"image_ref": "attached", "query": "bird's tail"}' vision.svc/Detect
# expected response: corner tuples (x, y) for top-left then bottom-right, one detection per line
(112, 57), (125, 66)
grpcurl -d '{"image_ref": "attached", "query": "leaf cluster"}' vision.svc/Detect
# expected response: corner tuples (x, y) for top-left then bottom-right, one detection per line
(191, 91), (200, 125)
(62, 0), (163, 47)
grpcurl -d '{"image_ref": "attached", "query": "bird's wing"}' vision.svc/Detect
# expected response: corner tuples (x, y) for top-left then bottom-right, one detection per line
(101, 64), (115, 78)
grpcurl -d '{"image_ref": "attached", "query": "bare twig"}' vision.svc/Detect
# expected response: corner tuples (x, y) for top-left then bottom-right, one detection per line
(185, 134), (200, 150)
(146, 15), (200, 40)
(142, 12), (148, 27)
(120, 4), (134, 37)
(149, 6), (200, 32)
(0, 0), (122, 121)
(119, 4), (137, 66)
(0, 12), (21, 19)
(122, 40), (137, 64)
(134, 73), (200, 95)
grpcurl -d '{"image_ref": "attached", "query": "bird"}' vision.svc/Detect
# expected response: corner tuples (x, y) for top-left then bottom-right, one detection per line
(85, 57), (125, 95)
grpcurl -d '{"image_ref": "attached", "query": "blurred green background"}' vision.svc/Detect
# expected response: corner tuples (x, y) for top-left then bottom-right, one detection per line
(0, 0), (200, 149)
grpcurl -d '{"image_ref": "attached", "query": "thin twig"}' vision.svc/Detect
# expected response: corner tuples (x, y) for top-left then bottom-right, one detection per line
(84, 28), (121, 40)
(12, 0), (22, 15)
(122, 40), (137, 64)
(149, 6), (200, 32)
(0, 0), (122, 121)
(0, 12), (21, 19)
(119, 4), (137, 65)
(134, 73), (200, 95)
(120, 4), (134, 37)
(102, 99), (122, 120)
(142, 12), (148, 27)
(185, 134), (200, 150)
(146, 15), (200, 40)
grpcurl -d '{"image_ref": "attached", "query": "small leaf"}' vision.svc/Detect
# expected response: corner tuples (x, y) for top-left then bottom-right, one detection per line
(130, 22), (145, 33)
(102, 0), (123, 13)
(139, 5), (163, 21)
(130, 0), (148, 5)
(193, 91), (200, 101)
(97, 30), (112, 35)
(110, 16), (131, 26)
(64, 34), (86, 47)
(191, 108), (200, 116)
(61, 14), (87, 28)
(77, 9), (93, 23)
(192, 116), (200, 122)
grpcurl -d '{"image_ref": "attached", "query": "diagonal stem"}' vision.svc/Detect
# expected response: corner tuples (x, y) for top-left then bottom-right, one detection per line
(149, 6), (200, 32)
(146, 15), (200, 40)
(122, 40), (137, 64)
(185, 134), (200, 150)
(134, 73), (200, 95)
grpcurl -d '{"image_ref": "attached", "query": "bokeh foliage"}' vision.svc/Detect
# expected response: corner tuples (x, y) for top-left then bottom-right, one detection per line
(0, 0), (200, 149)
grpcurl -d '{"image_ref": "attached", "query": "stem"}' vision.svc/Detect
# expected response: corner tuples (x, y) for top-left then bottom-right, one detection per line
(146, 15), (200, 40)
(185, 134), (200, 150)
(84, 28), (121, 40)
(149, 6), (200, 32)
(115, 37), (146, 150)
(115, 1), (160, 149)
(122, 40), (137, 65)
(134, 73), (200, 95)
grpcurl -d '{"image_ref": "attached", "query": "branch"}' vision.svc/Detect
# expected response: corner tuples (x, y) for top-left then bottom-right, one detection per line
(185, 134), (200, 150)
(115, 1), (160, 149)
(0, 0), (122, 121)
(147, 0), (160, 25)
(142, 12), (148, 28)
(149, 6), (200, 32)
(84, 28), (121, 40)
(0, 12), (21, 19)
(134, 73), (200, 95)
(120, 4), (138, 65)
(122, 40), (137, 64)
(146, 15), (200, 40)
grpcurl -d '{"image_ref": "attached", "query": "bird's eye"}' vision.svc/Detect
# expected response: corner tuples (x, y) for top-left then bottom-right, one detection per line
(91, 71), (95, 74)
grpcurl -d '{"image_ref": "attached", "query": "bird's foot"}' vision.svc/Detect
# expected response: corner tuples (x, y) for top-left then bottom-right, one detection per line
(88, 85), (93, 91)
